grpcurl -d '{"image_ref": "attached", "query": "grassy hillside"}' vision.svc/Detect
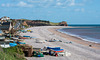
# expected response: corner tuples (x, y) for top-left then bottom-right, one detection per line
(0, 46), (26, 60)
(0, 51), (18, 60)
(50, 22), (59, 26)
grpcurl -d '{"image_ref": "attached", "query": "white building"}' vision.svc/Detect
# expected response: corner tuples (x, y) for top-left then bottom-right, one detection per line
(1, 16), (10, 20)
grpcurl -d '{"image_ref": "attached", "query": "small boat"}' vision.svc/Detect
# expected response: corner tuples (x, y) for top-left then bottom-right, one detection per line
(0, 36), (5, 41)
(11, 37), (19, 40)
(30, 31), (33, 33)
(0, 42), (10, 48)
(17, 41), (26, 44)
(27, 30), (31, 32)
(23, 35), (30, 37)
(9, 43), (17, 47)
(33, 51), (44, 57)
(47, 47), (64, 56)
(19, 37), (27, 39)
(47, 47), (60, 50)
(36, 38), (46, 43)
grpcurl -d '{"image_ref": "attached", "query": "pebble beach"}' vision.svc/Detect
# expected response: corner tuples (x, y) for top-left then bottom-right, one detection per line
(20, 26), (100, 60)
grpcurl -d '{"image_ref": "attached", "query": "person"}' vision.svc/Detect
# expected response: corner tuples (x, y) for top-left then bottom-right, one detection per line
(69, 41), (72, 44)
(89, 45), (92, 47)
(43, 46), (47, 51)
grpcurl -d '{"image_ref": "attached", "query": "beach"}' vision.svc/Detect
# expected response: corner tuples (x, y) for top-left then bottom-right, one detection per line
(20, 26), (100, 60)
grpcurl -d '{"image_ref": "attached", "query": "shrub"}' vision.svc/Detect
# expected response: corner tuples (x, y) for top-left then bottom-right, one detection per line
(3, 46), (26, 60)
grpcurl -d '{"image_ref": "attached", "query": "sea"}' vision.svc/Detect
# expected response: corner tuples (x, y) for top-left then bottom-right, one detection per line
(58, 25), (100, 43)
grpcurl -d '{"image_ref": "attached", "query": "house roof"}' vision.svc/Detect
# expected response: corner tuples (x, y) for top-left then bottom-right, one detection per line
(0, 22), (10, 30)
(2, 22), (10, 25)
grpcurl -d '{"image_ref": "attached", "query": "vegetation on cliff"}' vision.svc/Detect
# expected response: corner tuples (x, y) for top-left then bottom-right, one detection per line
(0, 46), (25, 60)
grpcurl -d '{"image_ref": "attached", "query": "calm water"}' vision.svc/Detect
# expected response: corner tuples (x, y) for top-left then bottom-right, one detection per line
(58, 25), (100, 43)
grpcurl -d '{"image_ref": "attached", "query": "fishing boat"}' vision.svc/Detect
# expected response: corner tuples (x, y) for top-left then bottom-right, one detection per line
(0, 42), (10, 48)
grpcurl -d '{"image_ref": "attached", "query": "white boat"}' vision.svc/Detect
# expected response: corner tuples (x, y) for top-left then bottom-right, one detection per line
(0, 42), (10, 48)
(0, 36), (5, 40)
(36, 38), (46, 43)
(11, 37), (19, 40)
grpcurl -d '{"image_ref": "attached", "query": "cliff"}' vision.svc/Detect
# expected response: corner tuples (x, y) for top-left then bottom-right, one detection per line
(59, 21), (68, 26)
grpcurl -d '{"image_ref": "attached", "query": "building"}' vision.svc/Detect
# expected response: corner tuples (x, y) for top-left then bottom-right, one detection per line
(0, 22), (12, 33)
(0, 30), (3, 36)
(0, 16), (11, 23)
(1, 16), (10, 20)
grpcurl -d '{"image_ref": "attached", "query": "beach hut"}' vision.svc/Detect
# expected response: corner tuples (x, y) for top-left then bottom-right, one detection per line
(36, 38), (46, 43)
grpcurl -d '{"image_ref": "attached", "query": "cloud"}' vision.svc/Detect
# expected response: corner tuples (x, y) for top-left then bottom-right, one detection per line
(27, 0), (41, 3)
(56, 2), (62, 6)
(1, 3), (13, 7)
(1, 1), (33, 7)
(1, 0), (88, 8)
(81, 8), (85, 12)
(68, 0), (75, 6)
(74, 8), (85, 12)
(1, 4), (5, 7)
(17, 1), (33, 7)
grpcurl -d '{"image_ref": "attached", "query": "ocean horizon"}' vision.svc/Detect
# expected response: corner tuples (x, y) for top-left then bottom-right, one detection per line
(58, 25), (100, 43)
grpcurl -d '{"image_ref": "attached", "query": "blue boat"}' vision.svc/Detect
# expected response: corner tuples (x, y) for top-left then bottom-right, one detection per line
(17, 41), (26, 44)
(47, 47), (60, 50)
(23, 36), (30, 37)
(9, 43), (17, 47)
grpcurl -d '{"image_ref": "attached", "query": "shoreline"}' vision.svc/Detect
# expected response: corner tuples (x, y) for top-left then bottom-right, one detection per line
(48, 26), (100, 50)
(57, 28), (100, 44)
(20, 26), (100, 60)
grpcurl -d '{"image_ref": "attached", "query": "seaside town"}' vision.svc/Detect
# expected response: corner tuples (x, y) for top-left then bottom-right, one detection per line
(0, 0), (100, 60)
(0, 16), (69, 60)
(0, 16), (100, 60)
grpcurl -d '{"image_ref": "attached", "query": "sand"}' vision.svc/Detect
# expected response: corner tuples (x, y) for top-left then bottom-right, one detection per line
(20, 26), (100, 60)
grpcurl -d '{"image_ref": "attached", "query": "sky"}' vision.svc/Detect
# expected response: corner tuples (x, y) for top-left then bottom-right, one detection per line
(0, 0), (100, 24)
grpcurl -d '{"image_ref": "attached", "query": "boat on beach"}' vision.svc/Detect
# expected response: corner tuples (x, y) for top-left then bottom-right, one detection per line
(0, 36), (5, 41)
(36, 38), (46, 43)
(0, 42), (10, 48)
